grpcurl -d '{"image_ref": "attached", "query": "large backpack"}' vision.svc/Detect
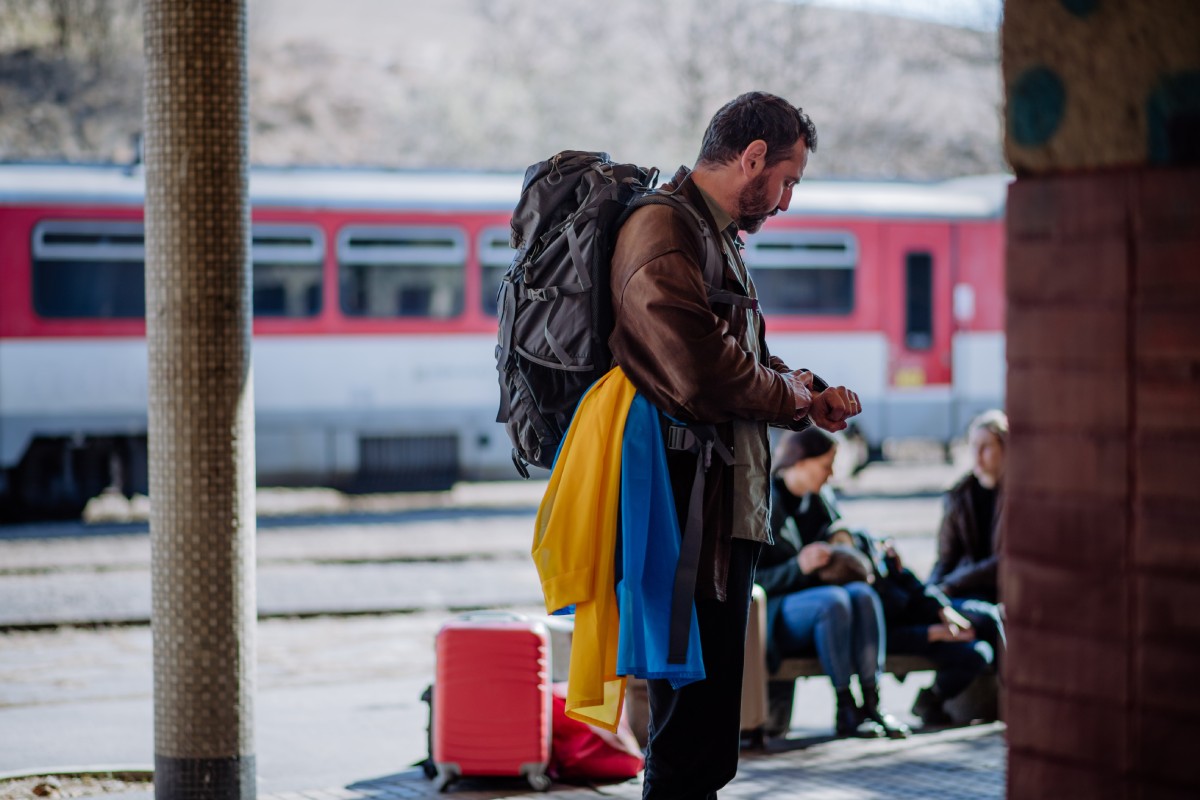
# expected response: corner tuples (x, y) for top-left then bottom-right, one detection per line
(494, 150), (736, 477)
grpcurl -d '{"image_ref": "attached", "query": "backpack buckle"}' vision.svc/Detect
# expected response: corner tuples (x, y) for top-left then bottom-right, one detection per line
(665, 424), (693, 452)
(525, 287), (548, 301)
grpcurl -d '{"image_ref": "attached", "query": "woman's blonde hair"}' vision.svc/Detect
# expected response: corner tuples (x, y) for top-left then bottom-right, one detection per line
(968, 409), (1009, 445)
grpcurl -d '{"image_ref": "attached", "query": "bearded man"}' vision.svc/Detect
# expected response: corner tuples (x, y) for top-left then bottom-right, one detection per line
(608, 91), (862, 799)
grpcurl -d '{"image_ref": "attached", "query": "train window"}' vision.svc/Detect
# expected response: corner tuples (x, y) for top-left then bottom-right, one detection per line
(32, 221), (147, 318)
(337, 226), (465, 319)
(251, 224), (324, 317)
(479, 226), (516, 315)
(744, 230), (857, 315)
(905, 252), (934, 350)
(32, 221), (324, 319)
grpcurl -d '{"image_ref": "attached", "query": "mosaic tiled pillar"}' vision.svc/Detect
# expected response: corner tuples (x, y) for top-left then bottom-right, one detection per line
(1003, 1), (1200, 797)
(143, 1), (256, 798)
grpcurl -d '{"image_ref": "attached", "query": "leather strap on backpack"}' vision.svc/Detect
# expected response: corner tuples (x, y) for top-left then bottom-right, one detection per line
(628, 190), (758, 314)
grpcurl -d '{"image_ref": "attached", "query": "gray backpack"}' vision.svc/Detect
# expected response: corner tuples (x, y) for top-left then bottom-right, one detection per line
(494, 150), (745, 476)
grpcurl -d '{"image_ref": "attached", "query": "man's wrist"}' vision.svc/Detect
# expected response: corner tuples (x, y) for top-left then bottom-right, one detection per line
(799, 369), (829, 393)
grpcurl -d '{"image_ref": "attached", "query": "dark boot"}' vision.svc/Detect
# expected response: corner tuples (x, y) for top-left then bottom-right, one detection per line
(835, 688), (885, 739)
(912, 686), (953, 727)
(861, 683), (911, 739)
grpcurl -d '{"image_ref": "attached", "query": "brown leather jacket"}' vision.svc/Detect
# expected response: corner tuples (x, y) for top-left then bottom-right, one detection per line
(608, 167), (803, 600)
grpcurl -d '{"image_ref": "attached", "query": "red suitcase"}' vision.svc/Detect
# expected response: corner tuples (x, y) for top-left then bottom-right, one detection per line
(432, 612), (552, 792)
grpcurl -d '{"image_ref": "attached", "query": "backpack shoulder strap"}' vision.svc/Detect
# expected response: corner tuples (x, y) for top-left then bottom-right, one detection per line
(626, 191), (758, 312)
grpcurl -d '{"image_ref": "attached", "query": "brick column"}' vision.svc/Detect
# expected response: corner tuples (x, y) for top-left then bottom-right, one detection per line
(1003, 1), (1200, 797)
(143, 1), (256, 798)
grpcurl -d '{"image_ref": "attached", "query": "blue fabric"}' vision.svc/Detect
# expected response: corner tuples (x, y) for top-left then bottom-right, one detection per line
(616, 394), (705, 688)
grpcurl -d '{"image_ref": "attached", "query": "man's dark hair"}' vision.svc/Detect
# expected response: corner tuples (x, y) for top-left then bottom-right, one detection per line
(696, 91), (818, 168)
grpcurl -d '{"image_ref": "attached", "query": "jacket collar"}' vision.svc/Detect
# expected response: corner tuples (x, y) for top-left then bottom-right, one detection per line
(666, 165), (746, 255)
(665, 165), (730, 235)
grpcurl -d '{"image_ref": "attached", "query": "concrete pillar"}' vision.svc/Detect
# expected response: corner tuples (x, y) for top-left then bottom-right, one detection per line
(143, 1), (256, 798)
(1002, 1), (1200, 797)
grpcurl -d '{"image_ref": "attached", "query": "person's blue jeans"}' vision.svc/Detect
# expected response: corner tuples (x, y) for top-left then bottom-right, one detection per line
(887, 627), (994, 699)
(774, 582), (885, 690)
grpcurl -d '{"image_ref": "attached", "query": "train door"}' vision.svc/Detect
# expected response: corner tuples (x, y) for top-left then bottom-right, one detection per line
(878, 222), (955, 441)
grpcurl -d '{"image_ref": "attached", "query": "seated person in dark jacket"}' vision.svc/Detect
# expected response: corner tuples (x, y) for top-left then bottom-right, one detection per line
(930, 409), (1009, 659)
(825, 522), (994, 727)
(756, 428), (909, 739)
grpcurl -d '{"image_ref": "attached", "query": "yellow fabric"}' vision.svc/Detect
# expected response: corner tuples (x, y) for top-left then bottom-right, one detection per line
(532, 367), (634, 732)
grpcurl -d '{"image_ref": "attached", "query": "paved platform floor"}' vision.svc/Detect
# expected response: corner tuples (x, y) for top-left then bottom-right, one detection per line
(290, 723), (1005, 800)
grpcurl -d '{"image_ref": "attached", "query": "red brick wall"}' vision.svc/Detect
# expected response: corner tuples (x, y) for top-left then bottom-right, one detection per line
(1004, 168), (1200, 798)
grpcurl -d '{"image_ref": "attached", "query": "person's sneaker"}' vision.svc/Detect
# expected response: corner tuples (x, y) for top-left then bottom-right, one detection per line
(912, 687), (953, 727)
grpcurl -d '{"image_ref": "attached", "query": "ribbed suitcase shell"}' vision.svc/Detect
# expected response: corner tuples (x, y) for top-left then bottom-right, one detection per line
(432, 614), (552, 792)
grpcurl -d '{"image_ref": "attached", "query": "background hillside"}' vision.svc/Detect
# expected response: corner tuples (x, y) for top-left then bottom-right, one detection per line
(0, 0), (1006, 179)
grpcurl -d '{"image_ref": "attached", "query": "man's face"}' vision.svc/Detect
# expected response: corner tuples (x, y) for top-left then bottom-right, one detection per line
(734, 141), (808, 233)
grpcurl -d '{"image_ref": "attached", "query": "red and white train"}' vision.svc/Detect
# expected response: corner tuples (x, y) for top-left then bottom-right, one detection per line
(0, 162), (1009, 519)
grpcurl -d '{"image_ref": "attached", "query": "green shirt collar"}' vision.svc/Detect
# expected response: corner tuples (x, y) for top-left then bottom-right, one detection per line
(695, 182), (734, 234)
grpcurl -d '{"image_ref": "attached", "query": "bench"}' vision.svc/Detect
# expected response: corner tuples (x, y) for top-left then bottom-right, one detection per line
(742, 587), (998, 739)
(774, 653), (939, 682)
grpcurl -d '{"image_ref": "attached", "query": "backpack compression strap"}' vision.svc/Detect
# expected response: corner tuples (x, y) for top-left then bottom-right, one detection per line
(662, 420), (733, 665)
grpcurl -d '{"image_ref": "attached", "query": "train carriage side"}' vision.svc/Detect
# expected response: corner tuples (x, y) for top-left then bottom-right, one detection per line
(751, 175), (1009, 459)
(0, 165), (520, 520)
(0, 164), (1009, 520)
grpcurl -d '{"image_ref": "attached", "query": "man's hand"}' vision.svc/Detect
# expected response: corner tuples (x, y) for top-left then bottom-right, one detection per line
(808, 386), (862, 432)
(797, 542), (832, 574)
(784, 370), (814, 420)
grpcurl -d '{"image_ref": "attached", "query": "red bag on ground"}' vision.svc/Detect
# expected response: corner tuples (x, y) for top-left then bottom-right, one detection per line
(550, 682), (644, 781)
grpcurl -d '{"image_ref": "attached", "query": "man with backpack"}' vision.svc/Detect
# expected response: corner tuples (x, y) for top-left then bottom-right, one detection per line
(608, 92), (862, 799)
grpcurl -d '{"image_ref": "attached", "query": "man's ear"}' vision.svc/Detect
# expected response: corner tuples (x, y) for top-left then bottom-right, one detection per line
(740, 139), (769, 176)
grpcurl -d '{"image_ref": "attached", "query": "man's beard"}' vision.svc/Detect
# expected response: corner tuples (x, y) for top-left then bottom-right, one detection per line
(734, 171), (777, 233)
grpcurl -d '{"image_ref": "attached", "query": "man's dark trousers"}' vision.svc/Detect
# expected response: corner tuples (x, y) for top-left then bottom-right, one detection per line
(642, 539), (760, 800)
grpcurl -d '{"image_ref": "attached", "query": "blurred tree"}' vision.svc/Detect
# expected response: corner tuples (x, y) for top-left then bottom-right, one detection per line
(0, 0), (1005, 179)
(0, 0), (141, 62)
(0, 0), (142, 160)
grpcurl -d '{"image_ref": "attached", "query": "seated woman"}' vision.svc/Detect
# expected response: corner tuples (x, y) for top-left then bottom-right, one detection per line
(755, 427), (909, 739)
(825, 522), (995, 727)
(930, 410), (1009, 660)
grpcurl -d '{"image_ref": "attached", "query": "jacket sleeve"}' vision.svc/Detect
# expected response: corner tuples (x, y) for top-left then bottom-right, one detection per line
(928, 492), (965, 587)
(608, 205), (798, 426)
(754, 551), (820, 598)
(755, 514), (822, 597)
(886, 623), (936, 652)
(939, 555), (999, 597)
(911, 574), (952, 622)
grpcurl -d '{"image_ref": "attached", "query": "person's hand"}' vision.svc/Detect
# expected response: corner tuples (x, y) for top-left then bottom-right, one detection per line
(939, 606), (973, 631)
(784, 370), (814, 420)
(933, 607), (975, 642)
(882, 538), (902, 570)
(808, 386), (862, 432)
(928, 623), (976, 643)
(797, 542), (832, 574)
